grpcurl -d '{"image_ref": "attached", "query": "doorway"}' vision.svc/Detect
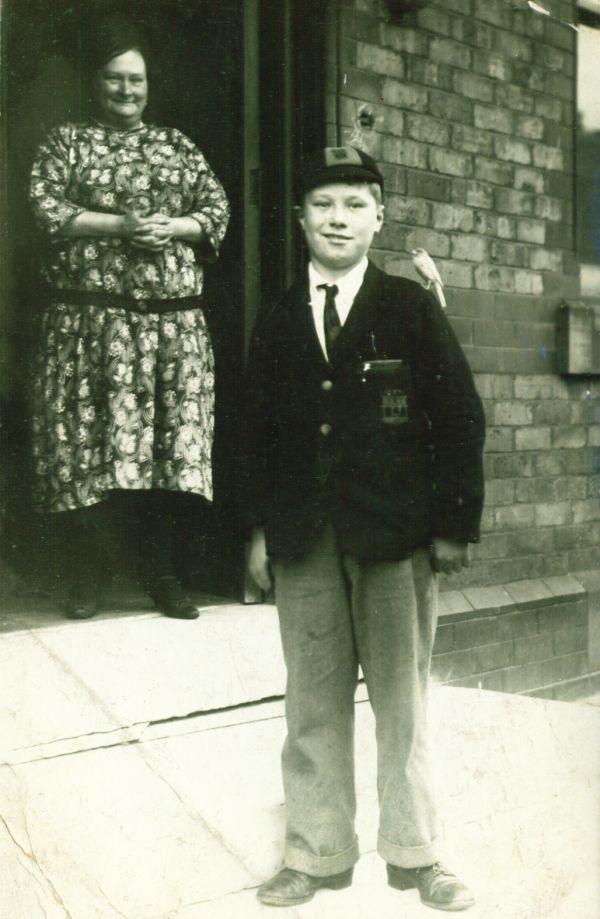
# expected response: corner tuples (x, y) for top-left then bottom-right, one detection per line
(0, 0), (326, 608)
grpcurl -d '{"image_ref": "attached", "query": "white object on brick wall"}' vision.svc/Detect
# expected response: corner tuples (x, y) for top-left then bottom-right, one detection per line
(411, 247), (447, 310)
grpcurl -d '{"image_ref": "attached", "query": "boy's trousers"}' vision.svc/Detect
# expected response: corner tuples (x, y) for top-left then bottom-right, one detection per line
(274, 522), (439, 877)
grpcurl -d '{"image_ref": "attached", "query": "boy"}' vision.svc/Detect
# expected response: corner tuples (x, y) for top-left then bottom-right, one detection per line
(245, 146), (485, 910)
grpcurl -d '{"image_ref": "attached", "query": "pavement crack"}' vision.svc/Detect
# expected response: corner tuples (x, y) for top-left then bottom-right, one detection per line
(149, 763), (260, 879)
(89, 880), (129, 919)
(3, 771), (128, 918)
(0, 811), (74, 918)
(14, 724), (148, 751)
(147, 692), (285, 728)
(181, 710), (284, 734)
(30, 630), (124, 732)
(179, 885), (304, 918)
(15, 737), (144, 763)
(228, 639), (249, 697)
(7, 697), (287, 765)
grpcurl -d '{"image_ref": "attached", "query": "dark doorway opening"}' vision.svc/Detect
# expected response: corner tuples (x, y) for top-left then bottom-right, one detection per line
(258, 0), (328, 304)
(1, 0), (245, 604)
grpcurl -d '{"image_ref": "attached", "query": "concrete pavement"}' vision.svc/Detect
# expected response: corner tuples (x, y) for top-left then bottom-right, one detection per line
(1, 597), (599, 918)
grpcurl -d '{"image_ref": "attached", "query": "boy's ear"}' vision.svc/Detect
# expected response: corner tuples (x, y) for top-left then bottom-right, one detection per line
(375, 204), (384, 232)
(293, 204), (306, 230)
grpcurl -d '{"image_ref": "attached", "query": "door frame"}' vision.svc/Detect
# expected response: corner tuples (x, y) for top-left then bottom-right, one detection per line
(241, 0), (328, 601)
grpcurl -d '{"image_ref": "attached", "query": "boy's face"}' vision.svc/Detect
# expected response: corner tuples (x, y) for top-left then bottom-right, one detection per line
(298, 183), (383, 276)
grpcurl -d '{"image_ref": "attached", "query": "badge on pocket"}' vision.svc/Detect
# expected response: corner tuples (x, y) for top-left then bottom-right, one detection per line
(359, 359), (409, 426)
(381, 389), (408, 425)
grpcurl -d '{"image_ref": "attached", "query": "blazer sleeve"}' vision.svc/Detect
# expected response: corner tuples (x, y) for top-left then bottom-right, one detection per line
(411, 287), (486, 543)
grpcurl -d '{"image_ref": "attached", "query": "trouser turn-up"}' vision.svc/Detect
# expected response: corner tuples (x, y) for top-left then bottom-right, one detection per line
(274, 523), (439, 877)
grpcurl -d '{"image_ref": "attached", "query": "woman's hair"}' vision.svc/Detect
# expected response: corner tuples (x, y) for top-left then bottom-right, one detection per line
(86, 15), (149, 80)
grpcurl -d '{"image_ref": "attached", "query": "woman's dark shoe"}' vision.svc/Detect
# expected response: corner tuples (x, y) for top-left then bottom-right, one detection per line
(147, 575), (200, 620)
(387, 862), (475, 911)
(256, 867), (353, 907)
(64, 581), (100, 620)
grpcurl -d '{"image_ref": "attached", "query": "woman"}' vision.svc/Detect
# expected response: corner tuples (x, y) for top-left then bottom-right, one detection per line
(29, 21), (230, 619)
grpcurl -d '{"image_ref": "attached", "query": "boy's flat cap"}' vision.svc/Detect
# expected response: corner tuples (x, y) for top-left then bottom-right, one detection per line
(299, 146), (384, 197)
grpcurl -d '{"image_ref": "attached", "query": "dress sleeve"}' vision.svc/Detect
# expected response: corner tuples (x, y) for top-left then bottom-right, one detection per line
(180, 135), (230, 260)
(29, 125), (86, 237)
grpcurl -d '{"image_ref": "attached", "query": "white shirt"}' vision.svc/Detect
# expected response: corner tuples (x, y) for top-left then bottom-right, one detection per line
(308, 257), (369, 359)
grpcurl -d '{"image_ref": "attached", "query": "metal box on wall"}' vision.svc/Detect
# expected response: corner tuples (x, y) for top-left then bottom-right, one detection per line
(556, 303), (600, 376)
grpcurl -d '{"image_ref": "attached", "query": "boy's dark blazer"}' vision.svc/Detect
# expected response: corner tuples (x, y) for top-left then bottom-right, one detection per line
(244, 260), (485, 562)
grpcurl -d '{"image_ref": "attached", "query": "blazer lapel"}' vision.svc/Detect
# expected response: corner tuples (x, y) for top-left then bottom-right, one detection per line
(329, 261), (385, 365)
(282, 271), (329, 367)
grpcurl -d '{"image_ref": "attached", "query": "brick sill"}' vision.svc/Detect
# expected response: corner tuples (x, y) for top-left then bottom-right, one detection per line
(434, 572), (593, 695)
(439, 573), (585, 624)
(526, 669), (600, 702)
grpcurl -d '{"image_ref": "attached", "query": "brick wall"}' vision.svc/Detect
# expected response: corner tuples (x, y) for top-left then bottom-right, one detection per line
(471, 372), (600, 588)
(431, 575), (597, 698)
(434, 593), (589, 696)
(327, 0), (599, 590)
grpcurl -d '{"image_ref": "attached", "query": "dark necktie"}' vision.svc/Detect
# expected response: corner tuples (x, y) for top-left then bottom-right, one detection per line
(318, 283), (341, 359)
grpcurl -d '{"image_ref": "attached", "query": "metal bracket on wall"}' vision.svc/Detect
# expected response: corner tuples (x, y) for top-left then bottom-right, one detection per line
(556, 302), (600, 376)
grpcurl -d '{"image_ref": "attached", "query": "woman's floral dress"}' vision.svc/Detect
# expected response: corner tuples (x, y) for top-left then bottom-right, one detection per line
(29, 122), (230, 512)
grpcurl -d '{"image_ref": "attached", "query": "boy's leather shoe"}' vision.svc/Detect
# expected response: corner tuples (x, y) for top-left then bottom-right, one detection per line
(256, 867), (353, 907)
(387, 863), (474, 911)
(146, 575), (199, 620)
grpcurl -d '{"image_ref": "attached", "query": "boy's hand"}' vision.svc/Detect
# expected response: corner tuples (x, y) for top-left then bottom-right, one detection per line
(430, 538), (470, 575)
(248, 528), (272, 592)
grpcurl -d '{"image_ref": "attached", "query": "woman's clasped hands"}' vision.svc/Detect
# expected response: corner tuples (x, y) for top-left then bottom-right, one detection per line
(123, 212), (174, 251)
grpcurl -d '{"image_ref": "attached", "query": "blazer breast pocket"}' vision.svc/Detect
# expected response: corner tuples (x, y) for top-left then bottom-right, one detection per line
(359, 359), (410, 427)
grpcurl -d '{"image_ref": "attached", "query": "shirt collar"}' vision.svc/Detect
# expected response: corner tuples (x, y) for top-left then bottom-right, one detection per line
(308, 257), (369, 303)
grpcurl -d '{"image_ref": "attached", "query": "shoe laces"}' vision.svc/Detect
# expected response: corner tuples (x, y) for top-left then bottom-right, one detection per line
(418, 863), (447, 878)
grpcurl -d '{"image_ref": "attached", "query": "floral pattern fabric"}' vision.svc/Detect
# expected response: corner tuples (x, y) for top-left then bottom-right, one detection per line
(29, 122), (230, 512)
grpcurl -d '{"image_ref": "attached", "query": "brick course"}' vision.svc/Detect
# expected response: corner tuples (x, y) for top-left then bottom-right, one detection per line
(432, 590), (593, 695)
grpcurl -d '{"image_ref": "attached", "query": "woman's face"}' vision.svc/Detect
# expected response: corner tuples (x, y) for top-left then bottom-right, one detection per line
(95, 49), (148, 129)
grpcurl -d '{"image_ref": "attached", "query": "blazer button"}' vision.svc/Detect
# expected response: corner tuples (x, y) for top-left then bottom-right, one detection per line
(320, 423), (332, 436)
(321, 379), (333, 391)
